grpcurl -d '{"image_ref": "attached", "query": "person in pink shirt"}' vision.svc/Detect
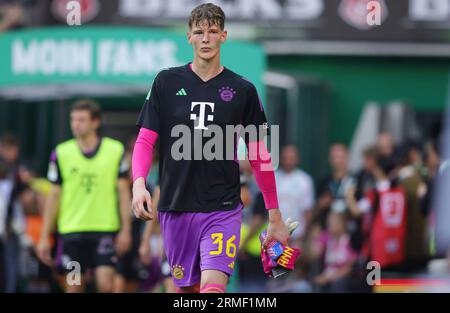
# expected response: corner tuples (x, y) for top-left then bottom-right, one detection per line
(314, 211), (357, 292)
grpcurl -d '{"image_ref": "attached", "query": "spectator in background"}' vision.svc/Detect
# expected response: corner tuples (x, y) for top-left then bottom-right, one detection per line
(0, 0), (25, 32)
(275, 145), (314, 243)
(422, 140), (442, 257)
(354, 147), (377, 200)
(350, 147), (378, 254)
(424, 140), (441, 186)
(137, 143), (174, 293)
(347, 154), (408, 272)
(239, 190), (269, 292)
(315, 143), (355, 230)
(397, 143), (429, 272)
(16, 164), (54, 292)
(312, 211), (357, 293)
(298, 221), (323, 290)
(139, 185), (175, 293)
(405, 140), (427, 180)
(114, 136), (146, 293)
(377, 132), (395, 159)
(0, 133), (27, 293)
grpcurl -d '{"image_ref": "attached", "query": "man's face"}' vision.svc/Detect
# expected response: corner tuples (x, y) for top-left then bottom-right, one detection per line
(0, 144), (19, 164)
(377, 133), (394, 156)
(327, 212), (345, 236)
(281, 146), (299, 172)
(188, 21), (227, 61)
(363, 155), (376, 172)
(329, 145), (348, 172)
(70, 110), (99, 138)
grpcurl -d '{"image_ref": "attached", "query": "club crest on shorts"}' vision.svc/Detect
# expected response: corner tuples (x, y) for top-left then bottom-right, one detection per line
(172, 264), (185, 279)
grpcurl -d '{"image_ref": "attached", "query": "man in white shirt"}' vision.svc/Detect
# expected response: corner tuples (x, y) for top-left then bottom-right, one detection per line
(275, 145), (315, 241)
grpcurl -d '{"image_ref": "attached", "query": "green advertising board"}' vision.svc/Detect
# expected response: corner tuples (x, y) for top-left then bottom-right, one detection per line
(0, 26), (266, 100)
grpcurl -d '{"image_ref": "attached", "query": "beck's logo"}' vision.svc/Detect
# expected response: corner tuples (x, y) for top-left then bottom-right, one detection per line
(190, 102), (214, 130)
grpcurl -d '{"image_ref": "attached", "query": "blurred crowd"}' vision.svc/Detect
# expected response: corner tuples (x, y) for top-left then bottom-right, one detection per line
(0, 132), (169, 293)
(237, 132), (447, 292)
(0, 128), (448, 292)
(0, 0), (27, 33)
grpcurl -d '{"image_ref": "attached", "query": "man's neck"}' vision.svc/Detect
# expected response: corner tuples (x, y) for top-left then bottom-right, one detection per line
(333, 169), (347, 181)
(331, 232), (346, 240)
(282, 167), (295, 174)
(191, 57), (223, 82)
(77, 133), (99, 153)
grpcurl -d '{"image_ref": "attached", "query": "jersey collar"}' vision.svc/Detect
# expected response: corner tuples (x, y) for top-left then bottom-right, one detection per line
(186, 62), (227, 84)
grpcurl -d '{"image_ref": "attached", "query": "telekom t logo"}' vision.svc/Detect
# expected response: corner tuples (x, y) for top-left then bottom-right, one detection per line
(190, 102), (215, 130)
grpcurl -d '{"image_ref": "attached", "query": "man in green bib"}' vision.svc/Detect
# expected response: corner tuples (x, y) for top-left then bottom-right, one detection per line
(37, 99), (132, 293)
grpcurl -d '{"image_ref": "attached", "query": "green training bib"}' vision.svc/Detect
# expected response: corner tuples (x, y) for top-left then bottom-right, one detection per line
(56, 137), (124, 234)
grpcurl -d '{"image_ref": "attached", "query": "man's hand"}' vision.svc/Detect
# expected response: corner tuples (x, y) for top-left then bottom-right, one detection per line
(132, 177), (153, 220)
(345, 185), (356, 202)
(115, 229), (132, 256)
(264, 209), (290, 247)
(139, 240), (152, 265)
(37, 237), (53, 267)
(314, 273), (331, 286)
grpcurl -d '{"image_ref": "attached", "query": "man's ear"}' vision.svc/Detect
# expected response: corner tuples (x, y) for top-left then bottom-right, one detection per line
(93, 118), (101, 130)
(187, 31), (192, 44)
(221, 30), (228, 43)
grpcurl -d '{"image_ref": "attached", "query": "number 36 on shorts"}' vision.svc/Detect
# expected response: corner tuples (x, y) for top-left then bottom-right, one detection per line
(210, 233), (237, 258)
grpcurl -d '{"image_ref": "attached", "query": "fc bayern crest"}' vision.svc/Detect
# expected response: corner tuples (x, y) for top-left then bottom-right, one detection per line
(51, 0), (100, 24)
(339, 0), (388, 30)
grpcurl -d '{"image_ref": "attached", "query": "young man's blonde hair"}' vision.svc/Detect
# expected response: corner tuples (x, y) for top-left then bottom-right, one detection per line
(188, 3), (225, 30)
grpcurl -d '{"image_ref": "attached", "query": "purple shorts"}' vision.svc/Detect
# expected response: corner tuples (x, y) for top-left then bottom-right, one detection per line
(158, 203), (243, 288)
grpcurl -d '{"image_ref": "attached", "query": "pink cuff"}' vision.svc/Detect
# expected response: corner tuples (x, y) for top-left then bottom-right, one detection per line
(247, 140), (279, 210)
(132, 127), (158, 182)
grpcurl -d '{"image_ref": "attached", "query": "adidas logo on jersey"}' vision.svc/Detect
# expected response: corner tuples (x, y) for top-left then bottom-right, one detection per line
(176, 88), (187, 96)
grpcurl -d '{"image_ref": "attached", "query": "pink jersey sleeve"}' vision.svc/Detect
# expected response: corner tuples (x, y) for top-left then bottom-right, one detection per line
(247, 140), (279, 210)
(132, 127), (159, 182)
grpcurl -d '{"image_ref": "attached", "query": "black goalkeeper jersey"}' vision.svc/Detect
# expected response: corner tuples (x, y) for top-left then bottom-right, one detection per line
(137, 63), (268, 213)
